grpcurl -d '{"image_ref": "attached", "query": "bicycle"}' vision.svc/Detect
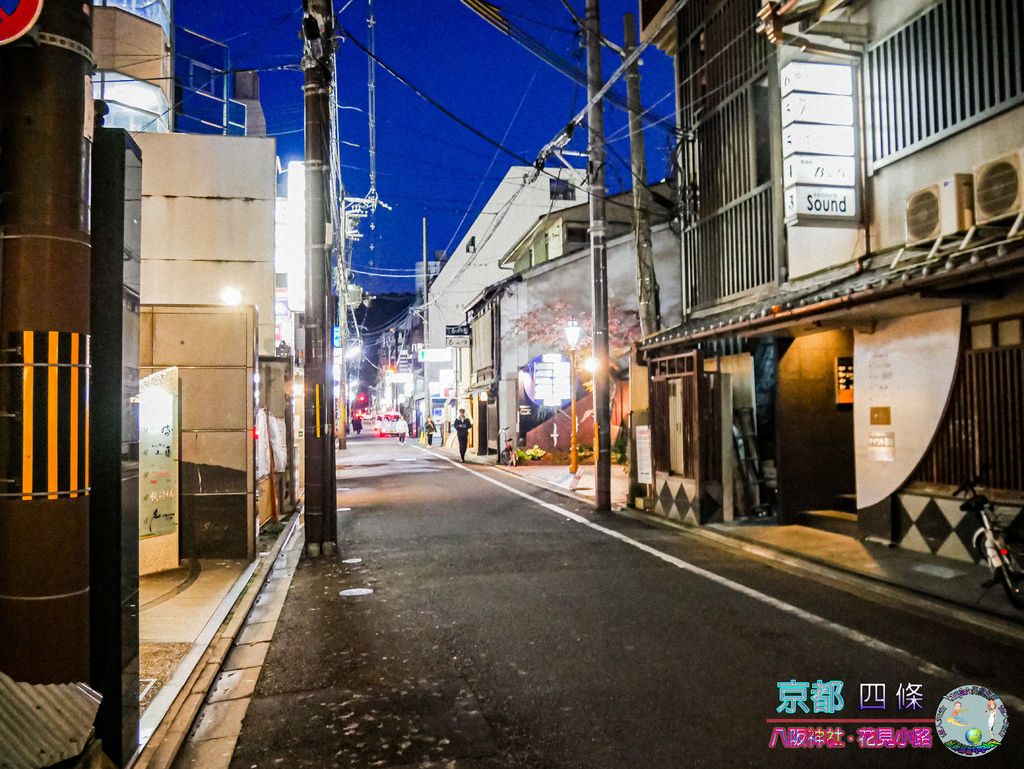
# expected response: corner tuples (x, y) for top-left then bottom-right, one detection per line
(954, 472), (1024, 609)
(498, 427), (517, 467)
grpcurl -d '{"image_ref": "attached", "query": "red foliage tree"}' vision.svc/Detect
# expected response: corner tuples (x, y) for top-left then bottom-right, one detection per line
(509, 299), (641, 358)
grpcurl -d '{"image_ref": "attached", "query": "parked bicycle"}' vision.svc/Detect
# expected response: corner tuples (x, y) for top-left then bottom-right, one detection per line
(954, 472), (1024, 609)
(498, 426), (517, 467)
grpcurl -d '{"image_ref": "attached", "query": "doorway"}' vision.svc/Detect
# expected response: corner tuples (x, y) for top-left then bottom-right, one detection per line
(776, 330), (857, 536)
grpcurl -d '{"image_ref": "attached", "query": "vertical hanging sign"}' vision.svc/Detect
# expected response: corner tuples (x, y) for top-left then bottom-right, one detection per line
(781, 61), (860, 226)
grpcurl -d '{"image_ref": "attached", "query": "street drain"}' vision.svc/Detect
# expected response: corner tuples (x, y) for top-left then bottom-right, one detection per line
(339, 588), (373, 597)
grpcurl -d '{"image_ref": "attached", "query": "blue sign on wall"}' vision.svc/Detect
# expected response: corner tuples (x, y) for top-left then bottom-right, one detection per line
(333, 326), (341, 348)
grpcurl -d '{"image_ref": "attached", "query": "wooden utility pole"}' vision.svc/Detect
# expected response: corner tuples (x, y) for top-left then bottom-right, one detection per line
(624, 12), (660, 338)
(302, 0), (337, 555)
(586, 0), (611, 513)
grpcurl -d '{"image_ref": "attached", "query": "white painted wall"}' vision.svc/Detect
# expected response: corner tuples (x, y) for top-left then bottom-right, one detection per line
(135, 133), (277, 355)
(854, 307), (962, 508)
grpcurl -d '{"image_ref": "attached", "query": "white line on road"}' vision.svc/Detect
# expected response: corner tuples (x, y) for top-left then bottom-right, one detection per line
(423, 448), (1024, 714)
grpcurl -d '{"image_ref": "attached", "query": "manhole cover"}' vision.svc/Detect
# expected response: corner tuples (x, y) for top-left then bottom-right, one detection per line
(339, 588), (373, 597)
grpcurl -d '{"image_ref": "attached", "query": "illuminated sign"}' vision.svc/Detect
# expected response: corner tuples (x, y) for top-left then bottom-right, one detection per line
(784, 155), (856, 186)
(785, 185), (858, 219)
(782, 92), (854, 127)
(523, 353), (571, 407)
(781, 60), (859, 227)
(418, 347), (452, 363)
(781, 61), (853, 96)
(782, 124), (855, 157)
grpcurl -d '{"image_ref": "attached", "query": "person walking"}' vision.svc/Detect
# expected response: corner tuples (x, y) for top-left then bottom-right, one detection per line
(425, 417), (436, 447)
(395, 415), (409, 444)
(453, 408), (472, 462)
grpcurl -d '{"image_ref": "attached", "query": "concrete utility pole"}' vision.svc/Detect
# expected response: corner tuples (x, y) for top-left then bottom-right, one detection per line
(0, 0), (94, 683)
(303, 0), (338, 555)
(624, 13), (660, 339)
(586, 0), (611, 513)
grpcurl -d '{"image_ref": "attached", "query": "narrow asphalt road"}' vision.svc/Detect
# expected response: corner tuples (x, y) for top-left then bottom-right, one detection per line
(229, 434), (1021, 768)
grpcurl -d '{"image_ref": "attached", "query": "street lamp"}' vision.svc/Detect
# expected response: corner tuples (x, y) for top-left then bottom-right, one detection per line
(564, 320), (581, 474)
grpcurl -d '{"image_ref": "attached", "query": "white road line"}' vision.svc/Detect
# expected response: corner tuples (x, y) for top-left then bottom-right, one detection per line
(423, 448), (1024, 714)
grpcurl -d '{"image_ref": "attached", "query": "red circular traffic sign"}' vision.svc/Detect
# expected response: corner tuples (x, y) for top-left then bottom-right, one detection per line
(0, 0), (44, 45)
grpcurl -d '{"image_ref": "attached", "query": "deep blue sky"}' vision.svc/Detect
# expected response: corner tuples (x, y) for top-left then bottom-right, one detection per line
(175, 1), (677, 293)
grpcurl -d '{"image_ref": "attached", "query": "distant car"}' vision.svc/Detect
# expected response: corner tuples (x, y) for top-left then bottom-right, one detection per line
(376, 413), (401, 437)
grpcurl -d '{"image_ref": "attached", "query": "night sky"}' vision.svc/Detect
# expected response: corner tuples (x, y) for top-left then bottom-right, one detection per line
(174, 1), (676, 294)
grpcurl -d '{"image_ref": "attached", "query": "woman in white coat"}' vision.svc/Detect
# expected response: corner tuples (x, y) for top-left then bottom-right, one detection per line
(395, 415), (409, 444)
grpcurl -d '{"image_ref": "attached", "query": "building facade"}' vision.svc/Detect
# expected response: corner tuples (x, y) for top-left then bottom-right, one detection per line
(633, 0), (1024, 562)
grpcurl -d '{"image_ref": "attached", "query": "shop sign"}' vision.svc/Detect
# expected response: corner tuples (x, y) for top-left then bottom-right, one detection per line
(784, 155), (856, 187)
(0, 0), (44, 46)
(781, 61), (853, 96)
(636, 425), (653, 484)
(835, 356), (854, 405)
(785, 185), (858, 219)
(782, 92), (853, 127)
(782, 124), (855, 157)
(523, 353), (571, 407)
(781, 60), (860, 227)
(418, 347), (452, 362)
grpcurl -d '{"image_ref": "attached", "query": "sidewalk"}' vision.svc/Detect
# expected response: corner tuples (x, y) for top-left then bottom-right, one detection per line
(427, 443), (1024, 626)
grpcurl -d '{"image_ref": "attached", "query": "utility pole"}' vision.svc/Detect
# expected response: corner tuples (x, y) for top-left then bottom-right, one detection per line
(0, 0), (94, 683)
(302, 0), (337, 556)
(624, 12), (660, 338)
(586, 0), (611, 513)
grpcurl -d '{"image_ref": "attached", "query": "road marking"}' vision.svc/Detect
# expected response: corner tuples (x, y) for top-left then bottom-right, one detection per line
(423, 448), (1024, 714)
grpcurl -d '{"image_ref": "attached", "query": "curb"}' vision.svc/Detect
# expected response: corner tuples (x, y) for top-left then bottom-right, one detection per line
(484, 463), (1024, 643)
(132, 511), (303, 769)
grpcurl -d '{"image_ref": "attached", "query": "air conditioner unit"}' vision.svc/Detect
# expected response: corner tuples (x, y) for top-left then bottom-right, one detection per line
(974, 150), (1024, 225)
(905, 174), (974, 243)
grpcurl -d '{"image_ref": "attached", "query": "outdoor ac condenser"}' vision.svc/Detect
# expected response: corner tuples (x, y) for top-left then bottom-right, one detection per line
(974, 149), (1024, 225)
(905, 174), (974, 243)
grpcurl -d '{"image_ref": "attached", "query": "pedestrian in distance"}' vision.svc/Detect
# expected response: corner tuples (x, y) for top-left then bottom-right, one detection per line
(425, 417), (436, 446)
(395, 415), (409, 444)
(453, 408), (472, 462)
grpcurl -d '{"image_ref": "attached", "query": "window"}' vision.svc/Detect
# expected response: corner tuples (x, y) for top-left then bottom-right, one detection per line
(867, 0), (1024, 168)
(549, 178), (575, 201)
(466, 236), (476, 253)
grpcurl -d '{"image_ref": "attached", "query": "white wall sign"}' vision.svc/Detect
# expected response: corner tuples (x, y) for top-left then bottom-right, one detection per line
(785, 185), (858, 219)
(446, 335), (471, 347)
(784, 155), (856, 186)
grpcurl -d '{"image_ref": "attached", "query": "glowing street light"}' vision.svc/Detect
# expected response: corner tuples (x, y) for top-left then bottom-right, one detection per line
(564, 320), (581, 474)
(220, 286), (242, 305)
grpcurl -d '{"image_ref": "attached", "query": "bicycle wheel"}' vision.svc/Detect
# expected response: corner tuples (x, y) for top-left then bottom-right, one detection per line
(499, 448), (511, 465)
